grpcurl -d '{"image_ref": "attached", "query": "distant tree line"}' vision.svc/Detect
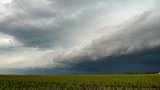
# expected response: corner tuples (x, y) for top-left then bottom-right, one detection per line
(125, 71), (160, 74)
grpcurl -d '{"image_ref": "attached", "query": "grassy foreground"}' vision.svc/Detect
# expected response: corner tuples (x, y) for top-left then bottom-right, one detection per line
(0, 74), (160, 90)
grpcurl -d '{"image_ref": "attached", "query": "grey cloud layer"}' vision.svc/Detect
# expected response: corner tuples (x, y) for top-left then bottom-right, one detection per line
(0, 0), (159, 70)
(0, 0), (152, 49)
(0, 0), (111, 49)
(49, 9), (160, 69)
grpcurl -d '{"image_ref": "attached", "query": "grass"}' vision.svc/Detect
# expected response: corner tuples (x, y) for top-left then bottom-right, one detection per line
(0, 74), (160, 90)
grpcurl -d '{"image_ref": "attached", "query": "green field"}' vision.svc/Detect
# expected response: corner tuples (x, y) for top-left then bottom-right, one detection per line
(0, 74), (160, 90)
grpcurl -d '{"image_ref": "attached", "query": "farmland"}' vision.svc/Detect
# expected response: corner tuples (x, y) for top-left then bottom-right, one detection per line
(0, 74), (160, 90)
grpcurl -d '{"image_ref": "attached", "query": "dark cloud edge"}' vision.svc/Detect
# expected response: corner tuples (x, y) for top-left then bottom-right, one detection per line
(1, 46), (160, 75)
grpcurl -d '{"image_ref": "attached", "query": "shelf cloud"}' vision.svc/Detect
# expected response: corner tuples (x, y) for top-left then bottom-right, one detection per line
(0, 0), (159, 74)
(49, 10), (160, 70)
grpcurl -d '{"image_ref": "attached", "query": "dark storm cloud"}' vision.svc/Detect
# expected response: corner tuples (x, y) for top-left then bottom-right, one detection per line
(69, 48), (160, 74)
(48, 9), (160, 72)
(1, 0), (147, 49)
(0, 0), (159, 72)
(1, 0), (154, 50)
(0, 0), (79, 48)
(0, 0), (111, 49)
(0, 22), (74, 48)
(2, 48), (160, 74)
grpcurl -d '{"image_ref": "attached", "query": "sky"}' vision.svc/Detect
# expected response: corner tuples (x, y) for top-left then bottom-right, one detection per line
(0, 0), (160, 74)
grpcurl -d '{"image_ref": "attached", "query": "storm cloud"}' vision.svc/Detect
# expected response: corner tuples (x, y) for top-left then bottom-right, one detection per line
(49, 9), (160, 70)
(0, 0), (160, 74)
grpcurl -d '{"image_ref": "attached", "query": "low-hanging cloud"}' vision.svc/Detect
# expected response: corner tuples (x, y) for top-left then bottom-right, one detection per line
(0, 0), (159, 72)
(49, 9), (160, 69)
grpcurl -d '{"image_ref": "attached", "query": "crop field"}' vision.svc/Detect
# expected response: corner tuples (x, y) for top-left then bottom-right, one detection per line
(0, 74), (160, 90)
